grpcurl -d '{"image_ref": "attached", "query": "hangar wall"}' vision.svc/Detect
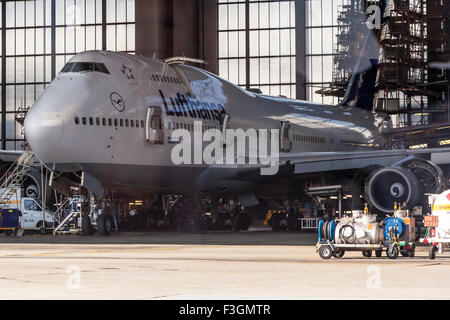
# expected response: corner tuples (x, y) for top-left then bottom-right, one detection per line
(135, 0), (218, 74)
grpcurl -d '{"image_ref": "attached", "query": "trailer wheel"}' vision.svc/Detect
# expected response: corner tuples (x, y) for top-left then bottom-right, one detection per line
(409, 245), (416, 258)
(375, 250), (382, 258)
(400, 250), (409, 257)
(429, 245), (438, 260)
(318, 245), (333, 260)
(97, 214), (112, 236)
(362, 251), (372, 258)
(333, 249), (345, 258)
(387, 244), (399, 259)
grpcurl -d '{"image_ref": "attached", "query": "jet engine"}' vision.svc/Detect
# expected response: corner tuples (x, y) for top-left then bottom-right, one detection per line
(0, 166), (50, 202)
(365, 166), (423, 214)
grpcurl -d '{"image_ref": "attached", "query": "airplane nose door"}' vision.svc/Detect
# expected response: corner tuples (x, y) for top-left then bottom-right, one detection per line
(146, 106), (164, 144)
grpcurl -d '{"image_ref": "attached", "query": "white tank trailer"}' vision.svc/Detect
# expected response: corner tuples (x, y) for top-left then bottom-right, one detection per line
(316, 210), (416, 260)
(421, 190), (450, 259)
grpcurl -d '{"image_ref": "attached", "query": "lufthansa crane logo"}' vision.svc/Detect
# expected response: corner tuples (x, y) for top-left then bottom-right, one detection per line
(110, 92), (125, 112)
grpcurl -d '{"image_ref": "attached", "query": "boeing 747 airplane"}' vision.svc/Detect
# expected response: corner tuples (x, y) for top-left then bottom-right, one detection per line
(0, 48), (447, 234)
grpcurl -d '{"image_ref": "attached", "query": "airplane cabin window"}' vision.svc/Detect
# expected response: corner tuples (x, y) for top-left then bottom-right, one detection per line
(74, 117), (80, 125)
(120, 119), (124, 127)
(82, 117), (87, 125)
(96, 118), (100, 126)
(114, 119), (118, 127)
(141, 120), (144, 128)
(108, 118), (112, 126)
(102, 118), (107, 126)
(130, 120), (134, 128)
(125, 119), (129, 127)
(89, 117), (94, 125)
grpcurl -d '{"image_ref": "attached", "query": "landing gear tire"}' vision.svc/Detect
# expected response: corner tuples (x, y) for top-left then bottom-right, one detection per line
(82, 216), (94, 236)
(318, 245), (333, 260)
(213, 215), (225, 230)
(270, 214), (281, 231)
(429, 245), (438, 260)
(97, 215), (112, 236)
(237, 212), (251, 231)
(362, 251), (372, 258)
(287, 214), (298, 232)
(386, 244), (399, 259)
(400, 250), (409, 257)
(198, 215), (209, 231)
(333, 249), (345, 258)
(375, 250), (383, 258)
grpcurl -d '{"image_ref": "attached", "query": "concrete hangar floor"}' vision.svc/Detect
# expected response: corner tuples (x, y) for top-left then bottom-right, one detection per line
(0, 229), (448, 300)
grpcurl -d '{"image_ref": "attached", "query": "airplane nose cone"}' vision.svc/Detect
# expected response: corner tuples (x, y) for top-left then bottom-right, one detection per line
(24, 105), (64, 162)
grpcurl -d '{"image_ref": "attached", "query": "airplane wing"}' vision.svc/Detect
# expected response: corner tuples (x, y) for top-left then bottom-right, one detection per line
(279, 148), (450, 174)
(240, 147), (450, 178)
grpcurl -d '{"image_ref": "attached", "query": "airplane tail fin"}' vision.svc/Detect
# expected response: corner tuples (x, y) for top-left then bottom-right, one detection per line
(339, 30), (379, 110)
(339, 1), (388, 110)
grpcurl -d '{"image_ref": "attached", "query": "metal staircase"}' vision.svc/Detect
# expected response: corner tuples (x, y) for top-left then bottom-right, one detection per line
(0, 151), (38, 206)
(53, 196), (83, 235)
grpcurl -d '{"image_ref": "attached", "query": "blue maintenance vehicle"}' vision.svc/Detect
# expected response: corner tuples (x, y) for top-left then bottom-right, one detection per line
(0, 208), (21, 235)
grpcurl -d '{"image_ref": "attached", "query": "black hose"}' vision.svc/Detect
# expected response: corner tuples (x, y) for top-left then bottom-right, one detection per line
(339, 224), (356, 244)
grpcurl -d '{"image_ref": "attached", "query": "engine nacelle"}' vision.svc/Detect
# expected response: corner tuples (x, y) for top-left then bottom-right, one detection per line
(365, 166), (423, 214)
(1, 167), (51, 202)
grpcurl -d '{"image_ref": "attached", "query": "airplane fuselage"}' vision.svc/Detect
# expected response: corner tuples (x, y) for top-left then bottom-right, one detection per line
(24, 51), (389, 197)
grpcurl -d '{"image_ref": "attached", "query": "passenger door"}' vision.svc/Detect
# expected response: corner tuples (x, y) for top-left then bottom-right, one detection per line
(280, 121), (293, 152)
(22, 199), (42, 229)
(146, 106), (164, 144)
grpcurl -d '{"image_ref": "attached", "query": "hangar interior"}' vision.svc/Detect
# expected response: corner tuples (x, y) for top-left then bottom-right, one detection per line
(1, 0), (449, 150)
(0, 0), (448, 234)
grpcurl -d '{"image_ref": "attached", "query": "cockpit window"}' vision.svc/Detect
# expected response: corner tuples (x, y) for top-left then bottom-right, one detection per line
(61, 63), (75, 73)
(60, 62), (110, 74)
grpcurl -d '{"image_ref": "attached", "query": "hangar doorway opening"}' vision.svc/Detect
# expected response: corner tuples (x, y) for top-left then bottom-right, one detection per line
(146, 106), (164, 144)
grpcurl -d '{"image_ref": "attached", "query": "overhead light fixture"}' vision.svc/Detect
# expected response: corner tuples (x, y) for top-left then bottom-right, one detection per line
(409, 144), (428, 149)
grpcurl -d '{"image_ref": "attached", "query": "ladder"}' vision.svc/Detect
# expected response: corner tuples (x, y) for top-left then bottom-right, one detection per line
(0, 152), (38, 206)
(53, 196), (82, 235)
